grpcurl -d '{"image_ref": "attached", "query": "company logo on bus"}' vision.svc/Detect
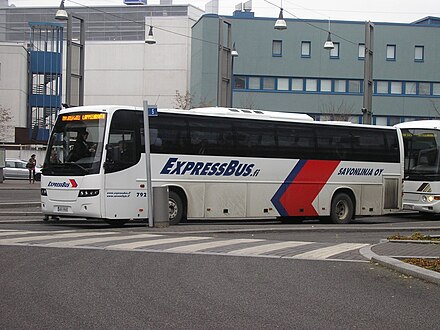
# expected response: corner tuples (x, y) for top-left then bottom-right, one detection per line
(160, 157), (260, 177)
(47, 179), (78, 188)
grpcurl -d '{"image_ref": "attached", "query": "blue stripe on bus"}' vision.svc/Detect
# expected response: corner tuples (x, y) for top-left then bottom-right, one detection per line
(271, 159), (307, 217)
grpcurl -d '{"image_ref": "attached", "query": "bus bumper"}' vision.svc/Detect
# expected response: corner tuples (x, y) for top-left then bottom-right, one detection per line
(41, 195), (102, 218)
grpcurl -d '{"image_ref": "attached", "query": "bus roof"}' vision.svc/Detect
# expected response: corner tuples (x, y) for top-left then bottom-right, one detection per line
(58, 105), (314, 123)
(58, 105), (395, 130)
(395, 120), (440, 130)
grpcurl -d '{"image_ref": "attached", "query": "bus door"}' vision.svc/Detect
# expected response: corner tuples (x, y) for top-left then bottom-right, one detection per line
(102, 111), (147, 220)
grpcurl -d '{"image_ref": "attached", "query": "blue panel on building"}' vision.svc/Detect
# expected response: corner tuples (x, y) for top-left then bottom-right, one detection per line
(29, 94), (61, 108)
(36, 128), (50, 142)
(30, 51), (62, 74)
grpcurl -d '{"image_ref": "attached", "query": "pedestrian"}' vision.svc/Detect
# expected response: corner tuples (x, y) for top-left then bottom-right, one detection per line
(27, 154), (37, 184)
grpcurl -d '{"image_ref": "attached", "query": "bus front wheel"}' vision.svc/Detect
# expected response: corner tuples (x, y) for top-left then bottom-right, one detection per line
(169, 190), (184, 225)
(330, 193), (354, 224)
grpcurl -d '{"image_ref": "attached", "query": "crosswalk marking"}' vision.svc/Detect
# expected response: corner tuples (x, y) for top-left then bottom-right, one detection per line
(0, 229), (369, 262)
(0, 231), (116, 244)
(163, 238), (264, 253)
(0, 230), (73, 237)
(291, 243), (369, 260)
(45, 233), (162, 247)
(227, 241), (313, 256)
(105, 236), (211, 250)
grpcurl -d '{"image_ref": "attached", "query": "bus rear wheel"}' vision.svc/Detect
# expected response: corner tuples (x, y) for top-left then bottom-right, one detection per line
(169, 190), (184, 225)
(330, 192), (354, 224)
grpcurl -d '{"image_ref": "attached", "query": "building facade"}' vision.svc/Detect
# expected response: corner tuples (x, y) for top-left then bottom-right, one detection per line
(190, 13), (440, 125)
(0, 1), (204, 143)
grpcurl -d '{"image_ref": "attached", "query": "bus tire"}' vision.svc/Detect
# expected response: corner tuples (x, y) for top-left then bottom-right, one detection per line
(169, 190), (184, 225)
(330, 192), (354, 224)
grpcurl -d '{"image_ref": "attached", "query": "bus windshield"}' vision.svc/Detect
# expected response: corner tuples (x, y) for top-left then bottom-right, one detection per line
(402, 128), (440, 180)
(42, 112), (107, 176)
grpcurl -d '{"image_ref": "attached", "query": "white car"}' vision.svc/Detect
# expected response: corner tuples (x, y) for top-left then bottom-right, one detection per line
(2, 158), (42, 181)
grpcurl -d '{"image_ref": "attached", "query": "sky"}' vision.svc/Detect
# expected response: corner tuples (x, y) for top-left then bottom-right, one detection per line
(7, 0), (440, 23)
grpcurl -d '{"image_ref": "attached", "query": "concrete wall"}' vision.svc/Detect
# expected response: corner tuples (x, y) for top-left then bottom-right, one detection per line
(0, 43), (28, 142)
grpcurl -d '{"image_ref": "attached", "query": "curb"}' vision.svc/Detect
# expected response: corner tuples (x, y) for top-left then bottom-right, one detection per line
(360, 244), (440, 285)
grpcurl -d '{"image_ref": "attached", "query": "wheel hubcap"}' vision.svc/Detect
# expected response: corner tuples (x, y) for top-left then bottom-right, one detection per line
(336, 200), (348, 219)
(169, 199), (178, 219)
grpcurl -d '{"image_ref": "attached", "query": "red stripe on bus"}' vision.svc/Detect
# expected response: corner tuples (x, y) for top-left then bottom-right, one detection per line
(279, 160), (340, 217)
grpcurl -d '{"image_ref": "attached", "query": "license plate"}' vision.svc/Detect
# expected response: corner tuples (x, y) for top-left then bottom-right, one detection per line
(57, 206), (69, 213)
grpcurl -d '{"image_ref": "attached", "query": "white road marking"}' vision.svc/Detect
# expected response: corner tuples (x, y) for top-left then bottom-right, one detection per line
(105, 236), (211, 250)
(227, 241), (313, 255)
(45, 233), (162, 246)
(164, 238), (264, 253)
(290, 243), (369, 260)
(0, 231), (116, 244)
(0, 230), (369, 262)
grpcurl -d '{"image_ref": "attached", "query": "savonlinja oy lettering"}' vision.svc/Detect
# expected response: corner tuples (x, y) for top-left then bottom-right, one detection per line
(337, 168), (384, 176)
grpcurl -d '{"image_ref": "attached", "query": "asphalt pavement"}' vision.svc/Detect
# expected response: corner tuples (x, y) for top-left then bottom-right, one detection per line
(0, 179), (439, 285)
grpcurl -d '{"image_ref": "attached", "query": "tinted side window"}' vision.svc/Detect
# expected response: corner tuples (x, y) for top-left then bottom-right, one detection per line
(277, 123), (315, 159)
(234, 120), (276, 158)
(188, 117), (234, 156)
(150, 114), (188, 154)
(105, 110), (143, 173)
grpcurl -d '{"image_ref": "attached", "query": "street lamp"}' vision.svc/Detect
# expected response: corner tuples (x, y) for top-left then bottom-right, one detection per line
(323, 20), (334, 50)
(230, 42), (239, 107)
(55, 0), (85, 108)
(274, 1), (287, 30)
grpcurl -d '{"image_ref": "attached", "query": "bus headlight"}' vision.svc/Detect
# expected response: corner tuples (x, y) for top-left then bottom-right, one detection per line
(422, 195), (435, 203)
(78, 189), (99, 197)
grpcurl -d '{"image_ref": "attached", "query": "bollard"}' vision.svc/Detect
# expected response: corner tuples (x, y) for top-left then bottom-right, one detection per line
(153, 186), (169, 228)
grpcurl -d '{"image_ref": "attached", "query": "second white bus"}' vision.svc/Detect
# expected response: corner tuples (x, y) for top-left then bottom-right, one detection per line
(41, 105), (404, 225)
(395, 120), (440, 214)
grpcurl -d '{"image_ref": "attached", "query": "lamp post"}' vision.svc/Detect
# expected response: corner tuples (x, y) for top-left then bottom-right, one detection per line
(55, 0), (85, 108)
(230, 42), (238, 107)
(362, 21), (374, 125)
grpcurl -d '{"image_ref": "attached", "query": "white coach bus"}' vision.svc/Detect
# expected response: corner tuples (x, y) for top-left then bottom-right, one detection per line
(41, 105), (404, 226)
(395, 120), (440, 214)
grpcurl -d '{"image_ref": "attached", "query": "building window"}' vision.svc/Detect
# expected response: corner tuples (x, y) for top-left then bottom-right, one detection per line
(272, 40), (282, 57)
(334, 80), (346, 92)
(305, 79), (317, 91)
(301, 41), (311, 58)
(390, 81), (402, 94)
(277, 78), (290, 91)
(419, 82), (430, 95)
(320, 79), (332, 92)
(358, 43), (365, 59)
(386, 44), (396, 61)
(376, 81), (389, 94)
(234, 76), (246, 89)
(248, 77), (260, 90)
(263, 77), (276, 90)
(348, 80), (361, 93)
(415, 46), (424, 62)
(405, 82), (417, 95)
(292, 78), (303, 91)
(433, 83), (440, 96)
(330, 42), (340, 58)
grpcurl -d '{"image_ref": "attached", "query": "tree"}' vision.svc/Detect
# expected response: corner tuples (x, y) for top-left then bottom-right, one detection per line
(0, 106), (13, 142)
(428, 99), (440, 118)
(174, 90), (193, 110)
(320, 100), (355, 121)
